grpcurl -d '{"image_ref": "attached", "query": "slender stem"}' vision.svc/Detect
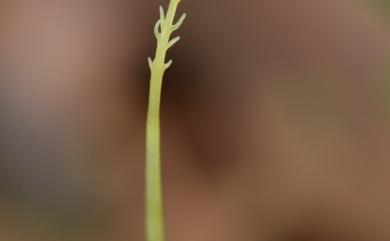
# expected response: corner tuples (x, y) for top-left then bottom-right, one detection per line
(145, 1), (185, 241)
(146, 71), (164, 241)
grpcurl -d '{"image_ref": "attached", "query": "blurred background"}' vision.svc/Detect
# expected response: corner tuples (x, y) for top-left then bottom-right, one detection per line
(1, 0), (390, 240)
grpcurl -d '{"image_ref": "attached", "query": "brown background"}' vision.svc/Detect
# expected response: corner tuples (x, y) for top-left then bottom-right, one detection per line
(1, 0), (390, 241)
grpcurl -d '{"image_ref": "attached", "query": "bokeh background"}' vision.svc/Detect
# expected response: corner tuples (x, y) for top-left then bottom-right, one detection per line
(1, 0), (390, 241)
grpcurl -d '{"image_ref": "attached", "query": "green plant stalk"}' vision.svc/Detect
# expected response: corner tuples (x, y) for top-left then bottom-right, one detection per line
(145, 1), (186, 241)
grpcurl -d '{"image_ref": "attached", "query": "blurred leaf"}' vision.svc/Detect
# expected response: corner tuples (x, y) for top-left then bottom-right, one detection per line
(377, 0), (390, 14)
(371, 0), (390, 16)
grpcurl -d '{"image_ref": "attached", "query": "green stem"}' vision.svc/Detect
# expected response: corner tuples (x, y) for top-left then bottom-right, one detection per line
(146, 72), (164, 241)
(145, 1), (186, 241)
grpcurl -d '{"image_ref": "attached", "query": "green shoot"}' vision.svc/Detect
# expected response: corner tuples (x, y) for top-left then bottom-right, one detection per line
(145, 1), (186, 241)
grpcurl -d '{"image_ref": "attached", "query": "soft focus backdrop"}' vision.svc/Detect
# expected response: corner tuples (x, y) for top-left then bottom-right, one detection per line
(1, 0), (390, 241)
